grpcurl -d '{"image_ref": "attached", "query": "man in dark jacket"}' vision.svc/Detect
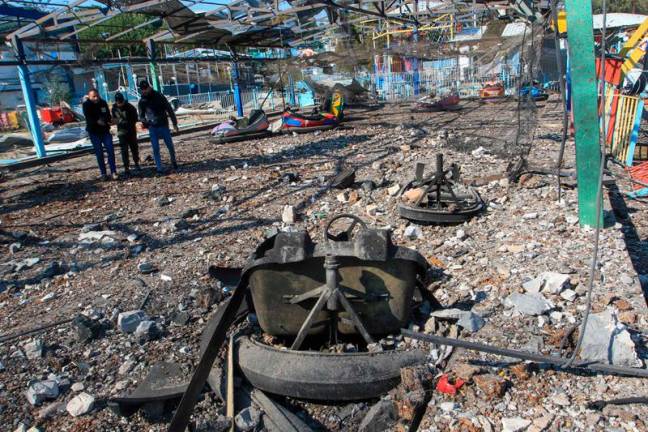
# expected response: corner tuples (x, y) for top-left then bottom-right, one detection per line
(137, 81), (179, 173)
(83, 88), (116, 180)
(111, 92), (140, 174)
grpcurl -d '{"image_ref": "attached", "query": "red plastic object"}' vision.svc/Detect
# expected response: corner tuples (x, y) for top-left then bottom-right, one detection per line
(436, 374), (465, 395)
(40, 107), (64, 124)
(595, 57), (623, 86)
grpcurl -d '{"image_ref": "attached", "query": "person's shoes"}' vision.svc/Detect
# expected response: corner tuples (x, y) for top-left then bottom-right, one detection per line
(171, 162), (179, 171)
(110, 173), (119, 181)
(123, 169), (131, 177)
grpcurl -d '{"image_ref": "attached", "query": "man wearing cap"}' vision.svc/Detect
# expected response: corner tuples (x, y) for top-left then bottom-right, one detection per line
(137, 81), (179, 173)
(82, 88), (117, 180)
(111, 92), (140, 175)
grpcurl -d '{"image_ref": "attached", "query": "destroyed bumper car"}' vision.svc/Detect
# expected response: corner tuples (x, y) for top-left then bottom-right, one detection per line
(279, 109), (340, 133)
(398, 154), (484, 224)
(479, 83), (507, 103)
(237, 214), (431, 399)
(518, 84), (549, 102)
(413, 94), (462, 112)
(209, 109), (271, 143)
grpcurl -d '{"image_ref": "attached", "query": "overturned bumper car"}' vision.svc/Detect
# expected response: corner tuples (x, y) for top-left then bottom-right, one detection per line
(518, 84), (549, 102)
(413, 94), (462, 112)
(399, 154), (484, 224)
(210, 109), (271, 143)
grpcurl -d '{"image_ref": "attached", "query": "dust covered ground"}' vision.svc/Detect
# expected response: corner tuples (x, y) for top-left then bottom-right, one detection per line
(0, 97), (647, 431)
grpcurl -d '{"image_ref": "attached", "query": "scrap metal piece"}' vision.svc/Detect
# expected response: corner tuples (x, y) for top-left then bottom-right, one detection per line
(110, 362), (188, 406)
(398, 154), (484, 224)
(251, 390), (313, 432)
(401, 330), (648, 378)
(330, 167), (356, 189)
(237, 336), (427, 400)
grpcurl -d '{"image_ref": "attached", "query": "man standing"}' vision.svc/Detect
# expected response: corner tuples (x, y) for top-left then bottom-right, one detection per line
(111, 92), (140, 175)
(137, 81), (179, 173)
(83, 88), (116, 180)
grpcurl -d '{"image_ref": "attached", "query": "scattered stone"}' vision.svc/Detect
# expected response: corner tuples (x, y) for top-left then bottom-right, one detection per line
(451, 362), (481, 381)
(26, 380), (59, 406)
(510, 363), (531, 381)
(170, 310), (190, 325)
(439, 401), (458, 412)
(531, 415), (553, 432)
(552, 392), (570, 407)
(72, 314), (102, 343)
(137, 261), (155, 274)
(566, 215), (579, 225)
(282, 205), (296, 224)
(37, 402), (64, 420)
(560, 289), (577, 302)
(359, 399), (397, 432)
(117, 310), (148, 333)
(501, 417), (531, 432)
(22, 339), (44, 360)
(71, 382), (85, 392)
(473, 374), (507, 399)
(456, 229), (467, 240)
(134, 320), (163, 342)
(613, 298), (633, 311)
(160, 273), (173, 282)
(402, 187), (425, 204)
(404, 225), (422, 240)
(78, 231), (116, 242)
(522, 212), (538, 219)
(366, 204), (378, 216)
(156, 196), (172, 207)
(504, 292), (553, 316)
(540, 272), (570, 294)
(198, 286), (222, 309)
(181, 208), (199, 219)
(431, 308), (485, 333)
(387, 184), (401, 196)
(118, 360), (137, 375)
(66, 392), (95, 417)
(234, 406), (261, 431)
(579, 308), (641, 367)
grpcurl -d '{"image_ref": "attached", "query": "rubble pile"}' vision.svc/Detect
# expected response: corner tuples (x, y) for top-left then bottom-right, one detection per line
(0, 98), (646, 431)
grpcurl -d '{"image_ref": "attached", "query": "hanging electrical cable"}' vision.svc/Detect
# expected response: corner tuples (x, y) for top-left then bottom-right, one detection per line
(562, 0), (608, 369)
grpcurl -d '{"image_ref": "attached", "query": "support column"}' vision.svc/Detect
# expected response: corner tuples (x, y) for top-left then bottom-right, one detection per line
(231, 61), (244, 117)
(288, 74), (296, 107)
(564, 0), (601, 227)
(11, 36), (45, 158)
(412, 28), (420, 96)
(146, 39), (161, 92)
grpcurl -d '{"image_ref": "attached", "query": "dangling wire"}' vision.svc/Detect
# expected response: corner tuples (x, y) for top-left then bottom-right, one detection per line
(563, 0), (608, 369)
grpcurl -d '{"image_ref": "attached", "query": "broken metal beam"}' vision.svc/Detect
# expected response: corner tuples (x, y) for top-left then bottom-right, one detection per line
(400, 330), (648, 378)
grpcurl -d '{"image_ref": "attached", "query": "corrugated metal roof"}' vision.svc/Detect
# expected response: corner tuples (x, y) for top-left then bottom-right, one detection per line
(592, 13), (647, 30)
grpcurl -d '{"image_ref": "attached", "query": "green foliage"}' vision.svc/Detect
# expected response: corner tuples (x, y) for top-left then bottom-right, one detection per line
(77, 13), (164, 59)
(45, 79), (72, 106)
(591, 0), (648, 14)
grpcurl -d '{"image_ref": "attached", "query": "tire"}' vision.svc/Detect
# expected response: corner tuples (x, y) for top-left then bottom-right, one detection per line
(237, 336), (426, 401)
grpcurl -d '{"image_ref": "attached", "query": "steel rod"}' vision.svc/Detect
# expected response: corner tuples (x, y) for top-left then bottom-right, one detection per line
(401, 330), (648, 378)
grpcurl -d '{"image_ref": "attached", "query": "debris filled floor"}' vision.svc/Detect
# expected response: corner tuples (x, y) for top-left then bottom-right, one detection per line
(0, 97), (647, 431)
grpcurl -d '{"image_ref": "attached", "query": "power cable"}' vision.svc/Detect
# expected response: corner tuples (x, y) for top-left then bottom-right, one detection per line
(563, 0), (607, 369)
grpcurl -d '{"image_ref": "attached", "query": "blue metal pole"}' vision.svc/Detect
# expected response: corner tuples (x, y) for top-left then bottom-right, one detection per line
(11, 36), (45, 158)
(231, 61), (244, 117)
(412, 28), (420, 96)
(288, 75), (296, 106)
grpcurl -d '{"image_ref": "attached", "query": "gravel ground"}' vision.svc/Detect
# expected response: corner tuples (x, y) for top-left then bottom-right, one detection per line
(0, 96), (646, 431)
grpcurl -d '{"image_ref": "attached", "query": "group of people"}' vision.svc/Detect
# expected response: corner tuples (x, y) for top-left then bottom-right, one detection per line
(82, 80), (180, 180)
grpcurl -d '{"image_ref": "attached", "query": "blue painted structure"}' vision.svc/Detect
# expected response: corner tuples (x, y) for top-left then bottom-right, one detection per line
(231, 62), (244, 116)
(412, 28), (420, 96)
(11, 36), (46, 158)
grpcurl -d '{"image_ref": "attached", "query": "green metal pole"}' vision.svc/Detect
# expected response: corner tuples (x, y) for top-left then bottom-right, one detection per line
(146, 39), (161, 92)
(564, 0), (601, 227)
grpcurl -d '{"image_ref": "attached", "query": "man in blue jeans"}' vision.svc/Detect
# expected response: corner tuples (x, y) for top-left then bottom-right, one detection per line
(82, 88), (117, 180)
(137, 81), (179, 174)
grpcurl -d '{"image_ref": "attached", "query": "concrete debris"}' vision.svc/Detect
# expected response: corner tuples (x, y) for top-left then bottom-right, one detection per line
(70, 382), (85, 392)
(473, 374), (507, 399)
(431, 308), (485, 333)
(387, 184), (401, 196)
(504, 293), (553, 316)
(66, 392), (95, 417)
(579, 308), (641, 367)
(522, 272), (570, 294)
(501, 417), (531, 432)
(22, 339), (44, 360)
(72, 314), (102, 342)
(234, 406), (261, 431)
(404, 225), (423, 240)
(282, 205), (296, 224)
(118, 359), (137, 375)
(117, 310), (148, 333)
(26, 380), (59, 406)
(37, 402), (64, 420)
(134, 320), (163, 342)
